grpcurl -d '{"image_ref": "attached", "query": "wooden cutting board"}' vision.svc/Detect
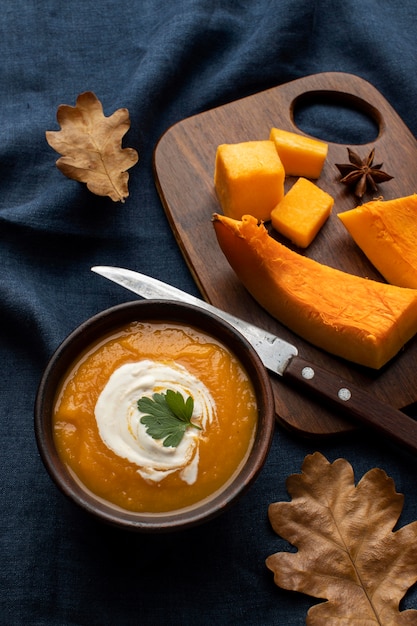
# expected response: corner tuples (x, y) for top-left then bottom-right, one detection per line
(153, 72), (417, 438)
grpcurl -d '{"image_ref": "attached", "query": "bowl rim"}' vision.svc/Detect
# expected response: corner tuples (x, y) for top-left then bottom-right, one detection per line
(34, 299), (275, 532)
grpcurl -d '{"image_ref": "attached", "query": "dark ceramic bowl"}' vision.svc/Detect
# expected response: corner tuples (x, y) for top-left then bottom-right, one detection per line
(34, 300), (275, 532)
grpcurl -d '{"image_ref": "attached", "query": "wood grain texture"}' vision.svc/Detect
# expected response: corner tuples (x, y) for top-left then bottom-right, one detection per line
(153, 72), (417, 438)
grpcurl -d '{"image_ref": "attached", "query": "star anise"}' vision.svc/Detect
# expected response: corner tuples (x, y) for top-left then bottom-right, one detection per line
(335, 147), (393, 199)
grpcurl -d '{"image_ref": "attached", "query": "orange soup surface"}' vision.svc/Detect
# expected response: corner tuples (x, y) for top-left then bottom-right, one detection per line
(53, 321), (258, 513)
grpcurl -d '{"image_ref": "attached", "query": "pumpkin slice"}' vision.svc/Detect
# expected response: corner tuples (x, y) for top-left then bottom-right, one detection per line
(212, 213), (417, 369)
(338, 193), (417, 288)
(214, 140), (285, 221)
(269, 127), (328, 178)
(271, 177), (334, 248)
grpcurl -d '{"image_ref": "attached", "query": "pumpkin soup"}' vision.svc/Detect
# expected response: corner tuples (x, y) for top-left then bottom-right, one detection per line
(53, 320), (258, 513)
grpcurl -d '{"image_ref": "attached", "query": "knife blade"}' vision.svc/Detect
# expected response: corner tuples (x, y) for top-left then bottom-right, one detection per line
(91, 265), (417, 455)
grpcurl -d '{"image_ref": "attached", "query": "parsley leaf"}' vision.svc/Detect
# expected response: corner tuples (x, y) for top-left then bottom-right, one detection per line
(137, 390), (201, 448)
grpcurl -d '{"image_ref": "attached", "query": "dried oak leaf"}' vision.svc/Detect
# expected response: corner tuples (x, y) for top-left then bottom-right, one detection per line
(46, 92), (139, 202)
(266, 452), (417, 625)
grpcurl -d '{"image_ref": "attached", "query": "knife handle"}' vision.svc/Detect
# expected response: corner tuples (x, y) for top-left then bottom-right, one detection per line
(284, 355), (417, 455)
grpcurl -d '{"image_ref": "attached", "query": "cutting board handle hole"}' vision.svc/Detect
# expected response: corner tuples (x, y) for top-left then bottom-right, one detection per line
(292, 91), (381, 145)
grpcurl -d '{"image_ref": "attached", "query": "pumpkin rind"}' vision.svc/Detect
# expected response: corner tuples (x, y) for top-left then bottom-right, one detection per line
(212, 213), (417, 369)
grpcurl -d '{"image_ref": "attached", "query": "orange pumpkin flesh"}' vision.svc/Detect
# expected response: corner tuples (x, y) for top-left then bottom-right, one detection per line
(271, 177), (334, 248)
(269, 127), (328, 178)
(212, 213), (417, 369)
(338, 193), (417, 289)
(214, 140), (285, 221)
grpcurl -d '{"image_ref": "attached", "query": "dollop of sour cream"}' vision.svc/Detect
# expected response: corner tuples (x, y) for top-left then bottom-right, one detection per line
(94, 360), (216, 484)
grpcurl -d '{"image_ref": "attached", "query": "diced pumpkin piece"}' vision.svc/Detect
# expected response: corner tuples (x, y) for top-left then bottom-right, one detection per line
(339, 193), (417, 289)
(214, 140), (285, 221)
(212, 213), (417, 369)
(271, 177), (334, 248)
(269, 127), (328, 178)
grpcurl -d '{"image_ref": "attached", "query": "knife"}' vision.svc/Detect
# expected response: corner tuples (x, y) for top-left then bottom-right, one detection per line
(91, 265), (417, 455)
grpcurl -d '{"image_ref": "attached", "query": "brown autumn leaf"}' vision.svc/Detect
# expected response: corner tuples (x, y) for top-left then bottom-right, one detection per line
(266, 452), (417, 625)
(46, 91), (139, 202)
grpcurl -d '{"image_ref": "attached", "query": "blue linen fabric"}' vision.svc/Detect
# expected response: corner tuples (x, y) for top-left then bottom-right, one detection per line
(1, 1), (417, 624)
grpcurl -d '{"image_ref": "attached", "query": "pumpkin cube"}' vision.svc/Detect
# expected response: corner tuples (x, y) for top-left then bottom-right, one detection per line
(214, 140), (285, 221)
(271, 177), (334, 248)
(339, 193), (417, 288)
(269, 128), (328, 178)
